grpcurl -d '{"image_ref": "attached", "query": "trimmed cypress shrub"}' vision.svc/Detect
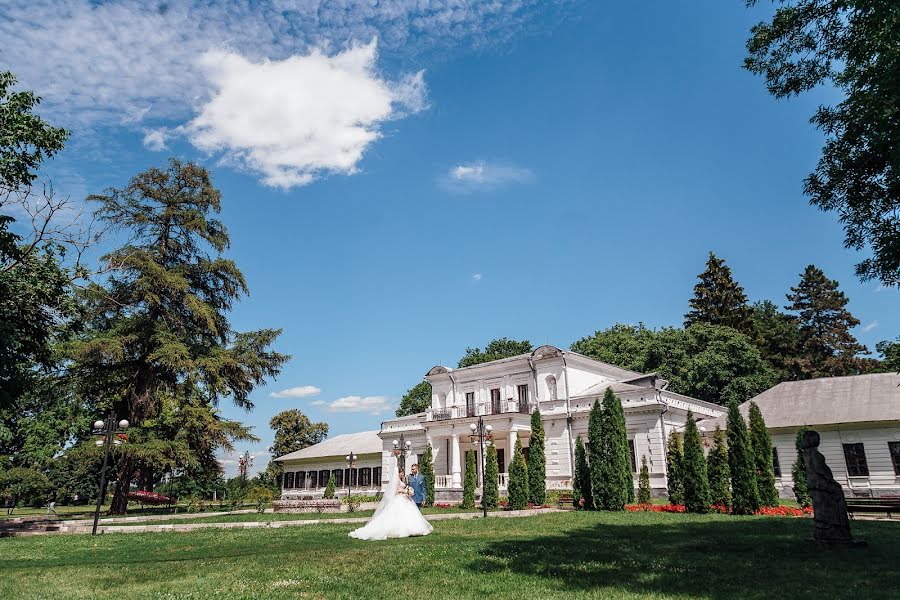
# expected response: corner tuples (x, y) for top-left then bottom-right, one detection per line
(507, 437), (529, 510)
(666, 431), (684, 505)
(462, 450), (477, 509)
(791, 425), (811, 508)
(573, 435), (592, 509)
(420, 442), (436, 507)
(483, 442), (500, 509)
(528, 409), (546, 505)
(324, 474), (336, 499)
(637, 455), (652, 505)
(595, 388), (632, 510)
(707, 425), (731, 510)
(588, 398), (603, 510)
(726, 400), (760, 515)
(681, 412), (711, 513)
(748, 401), (779, 507)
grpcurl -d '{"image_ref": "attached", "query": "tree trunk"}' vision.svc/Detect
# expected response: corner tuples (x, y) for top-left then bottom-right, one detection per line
(109, 458), (133, 515)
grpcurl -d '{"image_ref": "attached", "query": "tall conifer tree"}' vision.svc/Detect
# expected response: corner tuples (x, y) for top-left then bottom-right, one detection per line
(420, 442), (436, 507)
(637, 455), (652, 505)
(482, 442), (499, 509)
(706, 426), (731, 510)
(573, 436), (591, 509)
(527, 409), (546, 505)
(462, 450), (476, 509)
(681, 412), (711, 513)
(748, 401), (779, 506)
(588, 398), (604, 509)
(684, 252), (753, 334)
(726, 400), (760, 514)
(595, 388), (632, 510)
(665, 431), (684, 505)
(507, 437), (529, 510)
(791, 426), (811, 508)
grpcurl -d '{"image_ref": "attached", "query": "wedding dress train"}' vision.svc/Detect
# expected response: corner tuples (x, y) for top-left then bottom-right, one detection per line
(348, 456), (433, 541)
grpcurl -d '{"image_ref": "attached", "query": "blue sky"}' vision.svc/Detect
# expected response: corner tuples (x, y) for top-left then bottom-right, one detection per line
(4, 1), (897, 476)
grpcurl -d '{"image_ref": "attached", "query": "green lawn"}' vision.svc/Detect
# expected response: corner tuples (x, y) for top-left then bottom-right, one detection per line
(1, 511), (897, 599)
(112, 506), (469, 526)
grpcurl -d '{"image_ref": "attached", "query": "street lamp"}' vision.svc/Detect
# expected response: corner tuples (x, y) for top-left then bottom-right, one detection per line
(91, 413), (129, 535)
(344, 453), (357, 504)
(469, 419), (493, 518)
(392, 434), (412, 472)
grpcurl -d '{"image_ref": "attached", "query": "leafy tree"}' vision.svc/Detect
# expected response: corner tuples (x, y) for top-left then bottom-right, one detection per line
(420, 442), (435, 507)
(324, 474), (336, 499)
(706, 426), (731, 510)
(726, 400), (760, 515)
(572, 435), (591, 509)
(594, 388), (632, 510)
(458, 338), (533, 368)
(666, 431), (684, 505)
(69, 160), (289, 513)
(681, 412), (711, 514)
(395, 381), (432, 417)
(0, 467), (51, 509)
(750, 300), (801, 381)
(267, 409), (328, 485)
(873, 338), (900, 373)
(462, 450), (476, 509)
(483, 442), (499, 509)
(507, 437), (529, 510)
(748, 401), (778, 507)
(745, 1), (900, 286)
(785, 265), (868, 378)
(791, 426), (811, 508)
(527, 409), (546, 505)
(637, 455), (651, 505)
(587, 398), (603, 509)
(46, 444), (105, 505)
(684, 252), (753, 334)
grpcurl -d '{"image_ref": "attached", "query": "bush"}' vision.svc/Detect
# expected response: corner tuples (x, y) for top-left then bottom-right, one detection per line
(248, 485), (273, 513)
(527, 409), (546, 505)
(749, 401), (779, 507)
(420, 443), (436, 507)
(637, 455), (651, 505)
(573, 435), (591, 509)
(324, 474), (336, 499)
(665, 431), (684, 505)
(681, 411), (711, 514)
(483, 442), (499, 509)
(462, 450), (477, 509)
(707, 425), (731, 510)
(791, 426), (811, 508)
(726, 400), (760, 515)
(0, 467), (51, 510)
(507, 437), (529, 510)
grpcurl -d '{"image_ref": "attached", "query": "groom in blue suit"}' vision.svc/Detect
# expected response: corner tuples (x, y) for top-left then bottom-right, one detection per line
(408, 463), (426, 509)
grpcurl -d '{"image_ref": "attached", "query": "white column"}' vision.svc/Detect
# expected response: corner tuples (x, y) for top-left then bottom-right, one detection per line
(509, 430), (518, 457)
(451, 433), (462, 488)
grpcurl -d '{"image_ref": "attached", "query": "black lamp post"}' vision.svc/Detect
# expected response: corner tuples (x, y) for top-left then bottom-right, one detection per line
(344, 452), (357, 503)
(469, 418), (493, 518)
(91, 412), (129, 536)
(392, 434), (412, 472)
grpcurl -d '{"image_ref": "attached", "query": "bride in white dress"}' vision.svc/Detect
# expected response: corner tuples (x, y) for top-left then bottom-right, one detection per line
(349, 456), (433, 541)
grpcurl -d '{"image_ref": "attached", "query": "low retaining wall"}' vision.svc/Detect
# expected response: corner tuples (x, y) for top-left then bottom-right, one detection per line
(273, 499), (342, 513)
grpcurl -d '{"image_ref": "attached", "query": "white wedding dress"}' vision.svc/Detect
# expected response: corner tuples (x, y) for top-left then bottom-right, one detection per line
(349, 456), (434, 541)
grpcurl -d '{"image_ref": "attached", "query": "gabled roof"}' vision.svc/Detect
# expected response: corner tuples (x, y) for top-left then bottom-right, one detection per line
(274, 431), (383, 462)
(698, 373), (900, 430)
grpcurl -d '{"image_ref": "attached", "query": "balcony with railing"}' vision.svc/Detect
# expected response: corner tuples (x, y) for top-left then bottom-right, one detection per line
(425, 401), (536, 422)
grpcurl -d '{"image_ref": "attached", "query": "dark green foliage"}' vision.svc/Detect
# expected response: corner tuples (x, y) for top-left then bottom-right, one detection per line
(745, 1), (900, 286)
(507, 437), (529, 510)
(573, 435), (591, 509)
(462, 450), (476, 509)
(324, 475), (336, 499)
(748, 402), (778, 507)
(873, 338), (900, 373)
(420, 443), (435, 507)
(681, 413), (711, 514)
(750, 300), (801, 381)
(483, 442), (499, 509)
(637, 455), (651, 505)
(587, 399), (603, 509)
(665, 431), (684, 505)
(266, 409), (328, 482)
(785, 265), (868, 378)
(458, 338), (533, 368)
(46, 444), (105, 505)
(594, 388), (632, 510)
(726, 401), (760, 515)
(527, 409), (546, 505)
(0, 467), (51, 508)
(706, 426), (731, 510)
(684, 252), (753, 334)
(395, 381), (432, 417)
(792, 426), (811, 508)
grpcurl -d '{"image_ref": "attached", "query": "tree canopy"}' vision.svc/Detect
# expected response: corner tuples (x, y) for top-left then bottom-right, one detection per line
(269, 409), (328, 459)
(684, 252), (753, 334)
(395, 381), (432, 417)
(458, 338), (532, 368)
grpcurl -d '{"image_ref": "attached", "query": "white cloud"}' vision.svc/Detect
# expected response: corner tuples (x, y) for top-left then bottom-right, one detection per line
(183, 42), (427, 188)
(472, 273), (483, 282)
(142, 128), (170, 152)
(441, 160), (535, 192)
(270, 385), (322, 398)
(310, 400), (326, 406)
(861, 321), (879, 333)
(326, 395), (393, 415)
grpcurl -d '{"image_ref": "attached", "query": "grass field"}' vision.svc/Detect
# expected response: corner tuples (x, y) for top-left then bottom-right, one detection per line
(1, 511), (897, 599)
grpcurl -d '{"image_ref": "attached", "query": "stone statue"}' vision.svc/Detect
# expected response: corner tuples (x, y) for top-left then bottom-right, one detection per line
(802, 430), (862, 546)
(547, 376), (557, 402)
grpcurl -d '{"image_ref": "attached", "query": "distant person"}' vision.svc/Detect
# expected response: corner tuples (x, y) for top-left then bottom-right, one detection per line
(46, 491), (58, 517)
(408, 463), (426, 509)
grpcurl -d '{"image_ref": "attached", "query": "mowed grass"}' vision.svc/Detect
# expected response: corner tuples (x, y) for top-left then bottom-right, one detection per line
(1, 511), (898, 600)
(113, 506), (468, 526)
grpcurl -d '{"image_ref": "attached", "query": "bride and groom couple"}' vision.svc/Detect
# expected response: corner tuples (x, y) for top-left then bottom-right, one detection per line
(349, 456), (434, 541)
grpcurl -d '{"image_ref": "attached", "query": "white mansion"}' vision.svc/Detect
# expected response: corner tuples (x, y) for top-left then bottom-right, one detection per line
(276, 345), (724, 498)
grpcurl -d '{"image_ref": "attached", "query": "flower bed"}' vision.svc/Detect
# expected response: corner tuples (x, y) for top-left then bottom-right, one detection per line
(625, 503), (812, 517)
(128, 490), (173, 506)
(626, 503), (685, 513)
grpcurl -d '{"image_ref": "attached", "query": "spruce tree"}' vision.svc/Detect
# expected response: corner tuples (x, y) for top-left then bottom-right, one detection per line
(483, 442), (499, 509)
(527, 409), (546, 505)
(573, 436), (592, 509)
(665, 431), (684, 505)
(507, 437), (529, 510)
(681, 412), (711, 513)
(726, 400), (760, 515)
(684, 251), (753, 334)
(785, 265), (868, 379)
(595, 388), (632, 510)
(420, 442), (435, 507)
(324, 474), (336, 499)
(588, 398), (604, 510)
(748, 401), (779, 507)
(462, 450), (477, 509)
(637, 455), (652, 505)
(791, 426), (811, 508)
(706, 426), (731, 510)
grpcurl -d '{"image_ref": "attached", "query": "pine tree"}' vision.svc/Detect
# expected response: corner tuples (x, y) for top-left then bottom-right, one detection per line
(588, 398), (604, 510)
(462, 450), (477, 509)
(483, 442), (499, 509)
(324, 474), (336, 499)
(748, 401), (779, 507)
(666, 431), (684, 505)
(507, 437), (529, 510)
(420, 442), (436, 507)
(681, 412), (711, 513)
(791, 426), (811, 508)
(785, 265), (868, 379)
(595, 388), (632, 510)
(684, 251), (753, 334)
(726, 400), (760, 515)
(706, 426), (731, 510)
(527, 409), (546, 505)
(637, 455), (652, 505)
(573, 436), (592, 509)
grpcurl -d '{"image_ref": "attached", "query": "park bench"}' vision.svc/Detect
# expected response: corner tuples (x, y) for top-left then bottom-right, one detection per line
(557, 493), (574, 509)
(846, 496), (900, 519)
